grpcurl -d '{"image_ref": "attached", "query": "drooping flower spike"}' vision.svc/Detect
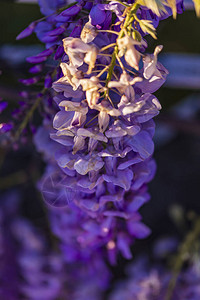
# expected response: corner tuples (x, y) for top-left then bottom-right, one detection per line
(17, 0), (184, 265)
(34, 1), (171, 263)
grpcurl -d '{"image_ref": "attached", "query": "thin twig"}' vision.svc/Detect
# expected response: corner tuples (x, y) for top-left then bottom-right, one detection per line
(0, 171), (27, 189)
(97, 30), (119, 35)
(116, 52), (125, 71)
(107, 95), (114, 107)
(85, 114), (98, 127)
(98, 53), (112, 57)
(110, 88), (121, 96)
(165, 217), (200, 300)
(97, 66), (109, 78)
(100, 43), (117, 53)
(112, 71), (119, 80)
(14, 89), (46, 141)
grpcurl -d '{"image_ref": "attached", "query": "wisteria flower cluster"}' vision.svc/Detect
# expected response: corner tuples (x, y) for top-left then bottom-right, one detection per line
(17, 0), (182, 266)
(28, 0), (172, 264)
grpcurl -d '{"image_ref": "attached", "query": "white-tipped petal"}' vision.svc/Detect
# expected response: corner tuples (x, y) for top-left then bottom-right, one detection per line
(117, 36), (141, 70)
(81, 20), (97, 43)
(143, 45), (163, 80)
(74, 156), (104, 175)
(98, 111), (110, 133)
(77, 128), (108, 142)
(73, 136), (85, 154)
(59, 101), (88, 114)
(84, 46), (98, 74)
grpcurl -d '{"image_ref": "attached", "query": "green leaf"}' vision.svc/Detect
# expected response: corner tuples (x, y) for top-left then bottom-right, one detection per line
(136, 0), (179, 18)
(139, 19), (157, 39)
(135, 0), (168, 16)
(132, 30), (142, 42)
(193, 0), (200, 17)
(166, 0), (177, 19)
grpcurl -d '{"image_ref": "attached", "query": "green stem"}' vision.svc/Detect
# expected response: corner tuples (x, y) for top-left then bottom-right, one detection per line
(57, 2), (79, 13)
(97, 30), (119, 35)
(34, 2), (78, 25)
(100, 43), (116, 53)
(105, 3), (140, 95)
(0, 171), (27, 189)
(15, 66), (59, 141)
(165, 217), (200, 300)
(14, 89), (46, 141)
(105, 49), (117, 88)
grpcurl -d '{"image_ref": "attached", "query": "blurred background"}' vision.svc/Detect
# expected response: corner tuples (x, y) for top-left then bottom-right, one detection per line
(0, 0), (200, 271)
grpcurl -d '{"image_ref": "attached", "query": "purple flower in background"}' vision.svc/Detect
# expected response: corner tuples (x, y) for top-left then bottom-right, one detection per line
(38, 0), (66, 16)
(0, 101), (8, 113)
(0, 123), (13, 133)
(109, 254), (200, 300)
(0, 191), (63, 299)
(90, 4), (107, 26)
(0, 190), (110, 299)
(16, 22), (37, 40)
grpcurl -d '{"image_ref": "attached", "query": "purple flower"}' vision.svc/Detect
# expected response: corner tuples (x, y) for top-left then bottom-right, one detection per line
(0, 191), (62, 300)
(29, 64), (43, 74)
(90, 5), (107, 26)
(109, 251), (200, 300)
(16, 22), (36, 40)
(59, 5), (81, 17)
(38, 0), (66, 16)
(0, 123), (13, 133)
(0, 101), (8, 113)
(26, 47), (54, 64)
(19, 77), (40, 85)
(38, 27), (165, 259)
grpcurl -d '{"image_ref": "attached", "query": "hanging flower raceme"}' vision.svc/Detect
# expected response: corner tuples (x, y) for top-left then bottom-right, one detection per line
(15, 0), (184, 265)
(33, 1), (171, 263)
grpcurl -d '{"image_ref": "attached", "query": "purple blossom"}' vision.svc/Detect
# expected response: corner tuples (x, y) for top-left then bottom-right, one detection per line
(16, 22), (36, 40)
(29, 64), (43, 74)
(54, 44), (64, 59)
(38, 0), (66, 16)
(19, 77), (40, 85)
(45, 74), (53, 88)
(0, 123), (13, 133)
(90, 5), (107, 26)
(16, 0), (184, 272)
(0, 101), (8, 113)
(0, 191), (62, 300)
(26, 47), (54, 64)
(59, 5), (81, 17)
(109, 254), (200, 300)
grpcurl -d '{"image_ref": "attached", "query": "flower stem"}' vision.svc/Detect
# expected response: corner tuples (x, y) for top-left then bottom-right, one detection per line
(97, 30), (119, 35)
(34, 2), (78, 25)
(105, 3), (140, 95)
(100, 43), (117, 53)
(14, 89), (46, 141)
(165, 216), (200, 300)
(96, 66), (110, 78)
